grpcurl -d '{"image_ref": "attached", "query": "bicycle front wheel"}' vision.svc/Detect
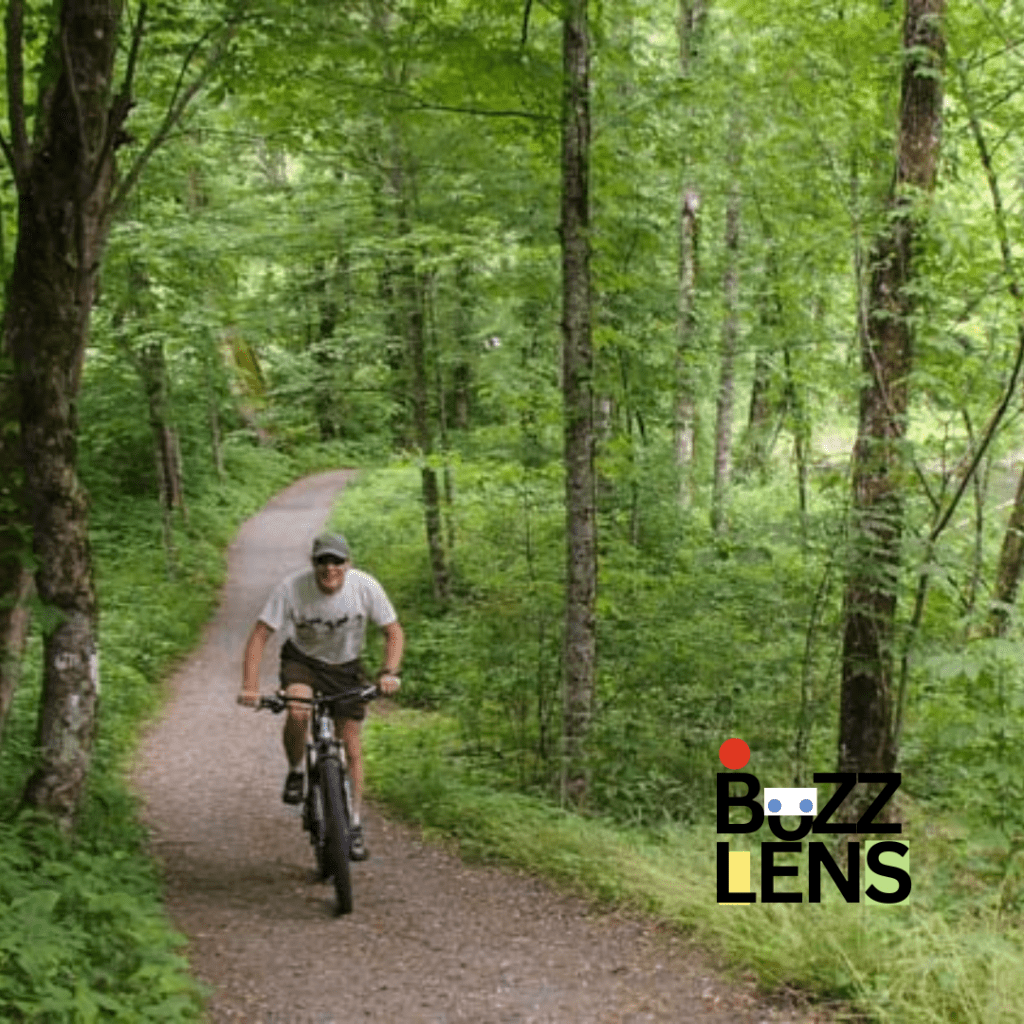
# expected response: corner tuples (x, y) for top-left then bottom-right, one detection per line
(305, 767), (331, 880)
(319, 756), (353, 915)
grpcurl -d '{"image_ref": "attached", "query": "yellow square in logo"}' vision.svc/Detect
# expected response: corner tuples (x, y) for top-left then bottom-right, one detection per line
(718, 851), (751, 905)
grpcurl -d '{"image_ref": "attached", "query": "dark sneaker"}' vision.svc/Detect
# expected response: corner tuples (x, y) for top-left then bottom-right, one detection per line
(349, 824), (369, 861)
(282, 770), (304, 804)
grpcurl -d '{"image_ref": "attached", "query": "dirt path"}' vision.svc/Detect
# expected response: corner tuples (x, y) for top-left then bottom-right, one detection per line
(132, 471), (810, 1024)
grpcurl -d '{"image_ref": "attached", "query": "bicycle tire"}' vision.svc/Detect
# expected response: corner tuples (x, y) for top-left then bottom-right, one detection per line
(319, 756), (353, 915)
(305, 767), (331, 880)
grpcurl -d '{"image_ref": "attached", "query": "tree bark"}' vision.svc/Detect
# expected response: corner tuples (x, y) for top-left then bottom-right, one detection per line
(838, 0), (945, 815)
(5, 0), (130, 824)
(560, 0), (596, 806)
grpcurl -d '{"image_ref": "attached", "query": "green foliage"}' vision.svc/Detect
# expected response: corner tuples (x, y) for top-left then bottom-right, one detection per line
(0, 435), (342, 1022)
(0, 816), (201, 1023)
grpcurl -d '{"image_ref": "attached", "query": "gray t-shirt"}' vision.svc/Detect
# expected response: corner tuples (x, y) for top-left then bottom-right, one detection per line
(258, 567), (397, 665)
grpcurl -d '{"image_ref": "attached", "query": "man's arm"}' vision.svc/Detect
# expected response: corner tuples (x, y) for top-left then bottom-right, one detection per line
(378, 620), (404, 694)
(238, 620), (274, 706)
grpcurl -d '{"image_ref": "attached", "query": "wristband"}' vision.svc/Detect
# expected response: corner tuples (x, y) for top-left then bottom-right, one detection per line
(377, 668), (400, 679)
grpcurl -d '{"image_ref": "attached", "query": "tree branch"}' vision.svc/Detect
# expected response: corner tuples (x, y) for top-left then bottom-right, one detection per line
(5, 0), (29, 185)
(520, 0), (533, 49)
(91, 1), (147, 196)
(108, 17), (240, 219)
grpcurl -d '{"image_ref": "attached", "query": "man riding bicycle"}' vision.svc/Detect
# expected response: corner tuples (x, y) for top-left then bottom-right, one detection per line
(238, 531), (404, 861)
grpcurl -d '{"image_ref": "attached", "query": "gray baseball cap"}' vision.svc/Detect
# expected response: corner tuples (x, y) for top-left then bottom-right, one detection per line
(311, 532), (350, 561)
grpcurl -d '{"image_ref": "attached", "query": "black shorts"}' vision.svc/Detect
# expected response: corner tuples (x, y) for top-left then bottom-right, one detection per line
(279, 639), (369, 722)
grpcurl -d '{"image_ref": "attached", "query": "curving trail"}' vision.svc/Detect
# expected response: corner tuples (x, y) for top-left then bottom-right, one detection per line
(132, 471), (809, 1024)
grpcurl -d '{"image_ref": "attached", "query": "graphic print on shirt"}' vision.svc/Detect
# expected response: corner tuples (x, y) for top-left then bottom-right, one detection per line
(295, 613), (364, 649)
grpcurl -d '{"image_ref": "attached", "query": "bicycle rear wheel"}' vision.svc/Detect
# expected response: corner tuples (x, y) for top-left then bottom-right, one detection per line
(319, 756), (353, 915)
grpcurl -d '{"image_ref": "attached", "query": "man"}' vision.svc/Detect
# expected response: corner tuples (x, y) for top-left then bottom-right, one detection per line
(239, 531), (404, 861)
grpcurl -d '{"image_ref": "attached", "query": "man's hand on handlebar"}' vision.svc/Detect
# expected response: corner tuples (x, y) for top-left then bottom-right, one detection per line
(237, 688), (260, 708)
(377, 670), (401, 696)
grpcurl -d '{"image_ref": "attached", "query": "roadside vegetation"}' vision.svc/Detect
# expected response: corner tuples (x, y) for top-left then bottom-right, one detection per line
(342, 460), (1024, 1024)
(0, 439), (347, 1022)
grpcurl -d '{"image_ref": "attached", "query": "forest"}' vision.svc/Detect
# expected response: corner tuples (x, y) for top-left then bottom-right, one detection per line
(0, 0), (1022, 1020)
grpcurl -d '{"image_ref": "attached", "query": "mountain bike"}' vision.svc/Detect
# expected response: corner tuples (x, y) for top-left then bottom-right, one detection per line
(258, 686), (378, 915)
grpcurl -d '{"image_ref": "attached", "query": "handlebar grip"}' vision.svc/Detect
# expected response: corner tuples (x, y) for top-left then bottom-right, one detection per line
(258, 693), (287, 713)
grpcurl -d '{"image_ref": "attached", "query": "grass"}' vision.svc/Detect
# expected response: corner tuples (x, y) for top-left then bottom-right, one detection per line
(363, 708), (1024, 1024)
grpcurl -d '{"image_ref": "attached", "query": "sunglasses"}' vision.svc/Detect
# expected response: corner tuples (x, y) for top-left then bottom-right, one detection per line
(314, 554), (347, 567)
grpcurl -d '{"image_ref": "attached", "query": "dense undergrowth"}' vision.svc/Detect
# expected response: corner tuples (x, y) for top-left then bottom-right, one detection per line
(0, 439), (350, 1023)
(337, 456), (1024, 1024)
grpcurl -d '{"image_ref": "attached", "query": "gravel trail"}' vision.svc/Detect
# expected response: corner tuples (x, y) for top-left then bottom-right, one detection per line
(132, 470), (814, 1024)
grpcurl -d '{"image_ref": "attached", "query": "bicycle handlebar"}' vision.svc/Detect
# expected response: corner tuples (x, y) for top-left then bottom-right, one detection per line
(256, 687), (380, 714)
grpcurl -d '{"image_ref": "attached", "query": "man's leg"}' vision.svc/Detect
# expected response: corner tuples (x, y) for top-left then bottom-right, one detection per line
(284, 682), (313, 767)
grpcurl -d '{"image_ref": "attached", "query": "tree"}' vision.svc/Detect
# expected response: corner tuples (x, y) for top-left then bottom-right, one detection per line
(3, 0), (237, 824)
(837, 0), (945, 809)
(673, 0), (707, 505)
(560, 0), (595, 804)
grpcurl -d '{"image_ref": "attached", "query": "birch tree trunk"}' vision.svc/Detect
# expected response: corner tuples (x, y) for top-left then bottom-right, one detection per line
(838, 0), (945, 814)
(560, 0), (596, 805)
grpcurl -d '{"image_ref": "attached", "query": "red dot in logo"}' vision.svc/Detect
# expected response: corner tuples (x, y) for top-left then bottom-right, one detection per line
(719, 738), (750, 770)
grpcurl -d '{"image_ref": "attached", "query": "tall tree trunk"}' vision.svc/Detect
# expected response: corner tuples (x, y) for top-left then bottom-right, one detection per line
(711, 116), (742, 535)
(673, 0), (707, 506)
(385, 155), (449, 605)
(6, 0), (129, 824)
(560, 0), (596, 805)
(838, 0), (945, 815)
